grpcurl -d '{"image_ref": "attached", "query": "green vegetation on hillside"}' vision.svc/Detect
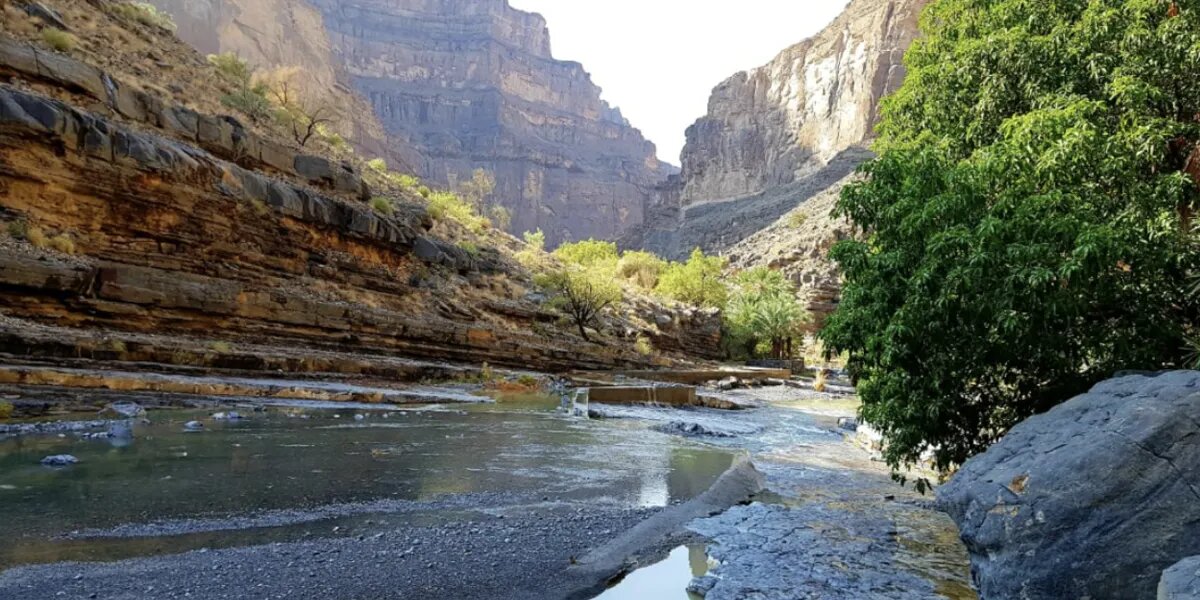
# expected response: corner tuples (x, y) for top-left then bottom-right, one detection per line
(822, 0), (1200, 480)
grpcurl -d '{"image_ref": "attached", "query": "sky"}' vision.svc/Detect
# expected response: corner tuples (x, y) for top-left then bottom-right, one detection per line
(508, 0), (850, 165)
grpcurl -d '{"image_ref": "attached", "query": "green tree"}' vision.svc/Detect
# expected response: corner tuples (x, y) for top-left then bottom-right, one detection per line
(822, 0), (1200, 479)
(655, 248), (728, 309)
(726, 267), (807, 359)
(535, 269), (622, 342)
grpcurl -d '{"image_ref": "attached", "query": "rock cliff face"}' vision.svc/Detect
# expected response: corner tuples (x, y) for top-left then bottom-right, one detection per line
(0, 2), (721, 378)
(678, 0), (925, 206)
(303, 0), (671, 245)
(145, 0), (404, 165)
(626, 0), (928, 328)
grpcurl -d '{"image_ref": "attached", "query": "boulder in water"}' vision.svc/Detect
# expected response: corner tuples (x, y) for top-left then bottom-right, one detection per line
(41, 454), (78, 467)
(98, 401), (145, 419)
(938, 371), (1200, 599)
(183, 421), (204, 431)
(1161, 557), (1200, 600)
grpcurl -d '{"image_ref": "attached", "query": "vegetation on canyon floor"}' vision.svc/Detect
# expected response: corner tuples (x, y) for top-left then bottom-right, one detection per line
(823, 0), (1200, 482)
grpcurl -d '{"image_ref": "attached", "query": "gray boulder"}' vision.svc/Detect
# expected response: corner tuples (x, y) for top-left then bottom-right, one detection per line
(1161, 557), (1200, 600)
(41, 454), (78, 467)
(98, 401), (145, 419)
(939, 371), (1200, 600)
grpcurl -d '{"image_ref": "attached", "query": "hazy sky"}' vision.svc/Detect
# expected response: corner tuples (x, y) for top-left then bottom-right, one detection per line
(508, 1), (850, 165)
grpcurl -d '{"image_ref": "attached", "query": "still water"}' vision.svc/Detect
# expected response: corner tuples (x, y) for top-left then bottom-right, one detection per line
(0, 394), (733, 569)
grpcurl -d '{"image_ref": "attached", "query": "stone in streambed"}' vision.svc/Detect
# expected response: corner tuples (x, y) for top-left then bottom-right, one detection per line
(1161, 557), (1200, 600)
(41, 455), (78, 467)
(97, 401), (145, 419)
(184, 421), (204, 431)
(938, 371), (1200, 600)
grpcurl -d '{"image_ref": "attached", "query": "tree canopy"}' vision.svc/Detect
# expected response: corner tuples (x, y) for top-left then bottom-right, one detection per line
(821, 0), (1200, 477)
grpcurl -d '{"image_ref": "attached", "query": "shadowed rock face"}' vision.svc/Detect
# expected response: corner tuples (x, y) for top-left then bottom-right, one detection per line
(938, 371), (1200, 600)
(317, 0), (674, 245)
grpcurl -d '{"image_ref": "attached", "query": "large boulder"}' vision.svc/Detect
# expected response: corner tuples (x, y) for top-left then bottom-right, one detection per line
(1162, 557), (1200, 600)
(939, 371), (1200, 599)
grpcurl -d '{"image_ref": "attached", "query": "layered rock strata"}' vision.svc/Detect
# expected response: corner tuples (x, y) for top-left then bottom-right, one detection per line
(301, 0), (672, 244)
(0, 32), (720, 375)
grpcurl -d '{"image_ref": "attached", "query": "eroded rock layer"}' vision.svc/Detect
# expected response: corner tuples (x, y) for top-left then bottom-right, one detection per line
(0, 31), (720, 374)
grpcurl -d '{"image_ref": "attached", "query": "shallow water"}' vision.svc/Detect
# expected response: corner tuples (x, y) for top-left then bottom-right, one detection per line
(0, 393), (733, 570)
(595, 545), (708, 600)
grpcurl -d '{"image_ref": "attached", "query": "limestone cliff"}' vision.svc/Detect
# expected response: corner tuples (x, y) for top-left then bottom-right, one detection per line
(626, 0), (928, 328)
(678, 0), (925, 206)
(303, 0), (671, 245)
(0, 1), (721, 379)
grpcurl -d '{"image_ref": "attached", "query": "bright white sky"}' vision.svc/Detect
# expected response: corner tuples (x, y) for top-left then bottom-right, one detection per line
(508, 0), (849, 165)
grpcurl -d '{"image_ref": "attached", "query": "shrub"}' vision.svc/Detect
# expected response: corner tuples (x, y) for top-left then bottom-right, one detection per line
(617, 251), (667, 289)
(208, 52), (252, 83)
(427, 191), (489, 232)
(249, 198), (270, 216)
(365, 158), (388, 173)
(725, 267), (807, 360)
(112, 2), (177, 31)
(5, 221), (27, 239)
(209, 341), (233, 354)
(458, 241), (480, 257)
(516, 374), (540, 388)
(48, 234), (75, 255)
(489, 205), (512, 231)
(535, 268), (622, 342)
(25, 226), (48, 248)
(0, 400), (12, 420)
(523, 229), (546, 251)
(41, 28), (76, 52)
(655, 248), (728, 309)
(370, 197), (394, 216)
(786, 211), (808, 229)
(456, 169), (496, 209)
(813, 369), (828, 393)
(634, 336), (654, 356)
(554, 239), (619, 269)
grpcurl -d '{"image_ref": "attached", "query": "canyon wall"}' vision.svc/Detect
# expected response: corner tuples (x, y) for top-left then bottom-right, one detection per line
(625, 0), (928, 329)
(151, 0), (671, 245)
(304, 0), (671, 245)
(148, 0), (401, 163)
(677, 0), (925, 206)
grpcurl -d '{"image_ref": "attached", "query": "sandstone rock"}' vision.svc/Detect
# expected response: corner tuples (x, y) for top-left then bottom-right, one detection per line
(20, 2), (69, 31)
(1161, 557), (1200, 600)
(938, 371), (1200, 600)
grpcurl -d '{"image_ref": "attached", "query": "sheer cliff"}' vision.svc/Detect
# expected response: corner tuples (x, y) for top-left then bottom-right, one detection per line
(625, 0), (928, 329)
(149, 0), (671, 246)
(305, 0), (672, 245)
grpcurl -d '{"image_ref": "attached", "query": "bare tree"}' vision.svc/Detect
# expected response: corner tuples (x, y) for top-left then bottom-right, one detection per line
(265, 70), (337, 148)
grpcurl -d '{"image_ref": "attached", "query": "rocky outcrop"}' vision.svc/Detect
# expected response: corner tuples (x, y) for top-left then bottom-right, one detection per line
(1162, 557), (1200, 600)
(0, 30), (720, 375)
(938, 371), (1200, 600)
(301, 0), (672, 245)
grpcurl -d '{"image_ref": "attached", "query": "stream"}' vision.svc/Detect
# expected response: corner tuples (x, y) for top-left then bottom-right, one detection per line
(0, 384), (974, 599)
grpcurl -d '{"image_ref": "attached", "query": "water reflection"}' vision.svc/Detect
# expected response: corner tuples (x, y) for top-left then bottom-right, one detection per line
(593, 545), (709, 600)
(0, 399), (732, 570)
